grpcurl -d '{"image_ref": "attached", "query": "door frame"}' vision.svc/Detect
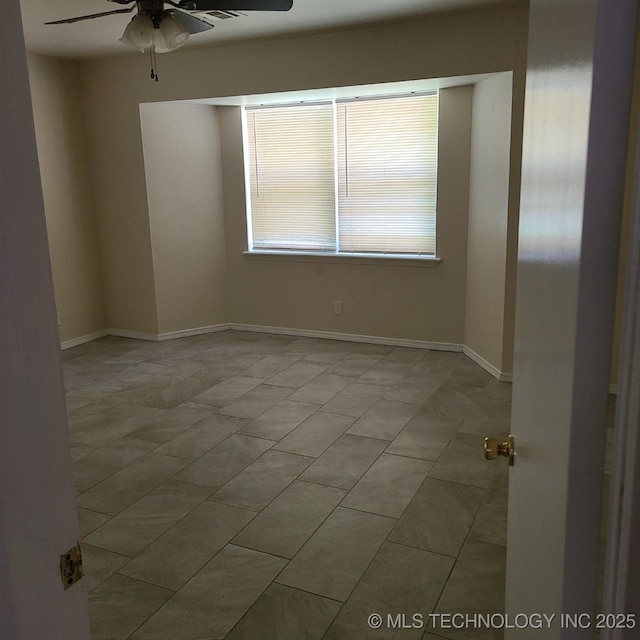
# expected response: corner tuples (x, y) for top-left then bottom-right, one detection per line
(602, 125), (640, 637)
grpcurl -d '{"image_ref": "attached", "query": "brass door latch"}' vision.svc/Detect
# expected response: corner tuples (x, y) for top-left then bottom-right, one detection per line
(484, 434), (515, 466)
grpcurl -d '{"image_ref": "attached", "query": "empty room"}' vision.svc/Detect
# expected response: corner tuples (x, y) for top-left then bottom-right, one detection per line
(3, 1), (638, 639)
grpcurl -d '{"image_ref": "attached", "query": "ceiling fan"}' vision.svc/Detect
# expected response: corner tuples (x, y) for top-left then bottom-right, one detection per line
(46, 1), (293, 79)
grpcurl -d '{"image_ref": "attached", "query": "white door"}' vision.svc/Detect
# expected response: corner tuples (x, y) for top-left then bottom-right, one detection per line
(0, 2), (91, 638)
(505, 1), (637, 637)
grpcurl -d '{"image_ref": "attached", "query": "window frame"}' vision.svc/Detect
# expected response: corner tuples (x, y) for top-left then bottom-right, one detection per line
(242, 92), (440, 263)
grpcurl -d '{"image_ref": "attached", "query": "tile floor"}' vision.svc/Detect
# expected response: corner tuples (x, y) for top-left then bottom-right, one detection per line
(63, 331), (511, 640)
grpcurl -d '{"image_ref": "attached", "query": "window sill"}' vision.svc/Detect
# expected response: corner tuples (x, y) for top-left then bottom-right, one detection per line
(242, 250), (441, 267)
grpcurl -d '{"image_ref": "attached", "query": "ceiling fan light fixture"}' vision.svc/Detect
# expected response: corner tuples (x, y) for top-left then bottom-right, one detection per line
(119, 12), (189, 54)
(119, 14), (154, 52)
(156, 14), (190, 53)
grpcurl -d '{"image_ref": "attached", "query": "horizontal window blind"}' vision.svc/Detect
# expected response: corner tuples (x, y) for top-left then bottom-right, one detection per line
(337, 95), (438, 255)
(246, 103), (336, 251)
(244, 92), (438, 256)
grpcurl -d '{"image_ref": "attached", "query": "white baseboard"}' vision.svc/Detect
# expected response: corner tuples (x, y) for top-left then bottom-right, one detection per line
(60, 330), (108, 350)
(228, 323), (463, 352)
(106, 328), (160, 342)
(462, 345), (512, 382)
(59, 323), (508, 384)
(107, 324), (229, 342)
(156, 324), (230, 340)
(60, 323), (610, 390)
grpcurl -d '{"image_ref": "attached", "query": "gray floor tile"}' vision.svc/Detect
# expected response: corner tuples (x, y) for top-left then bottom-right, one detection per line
(174, 434), (274, 490)
(89, 574), (173, 640)
(238, 400), (320, 440)
(385, 415), (460, 461)
(65, 396), (94, 412)
(66, 362), (166, 400)
(267, 361), (329, 388)
(76, 453), (189, 516)
(84, 479), (212, 556)
(326, 354), (385, 376)
(190, 375), (265, 407)
(226, 583), (341, 640)
(193, 354), (265, 380)
(218, 383), (293, 419)
(419, 384), (487, 423)
(447, 359), (494, 389)
(357, 360), (415, 385)
(276, 506), (395, 601)
(321, 382), (387, 418)
(430, 540), (506, 640)
(212, 450), (314, 511)
(63, 334), (511, 640)
(328, 541), (454, 640)
(458, 416), (511, 440)
(81, 544), (129, 592)
(73, 437), (158, 493)
(341, 454), (433, 518)
(86, 437), (159, 466)
(241, 353), (303, 378)
(79, 508), (111, 538)
(140, 374), (218, 410)
(232, 480), (346, 558)
(120, 501), (256, 590)
(272, 412), (355, 457)
(129, 403), (217, 444)
(304, 349), (353, 365)
(288, 373), (354, 405)
(389, 478), (485, 557)
(410, 351), (464, 377)
(383, 373), (444, 404)
(154, 414), (249, 460)
(429, 432), (498, 489)
(131, 545), (287, 640)
(347, 399), (419, 441)
(73, 457), (121, 494)
(287, 337), (349, 355)
(69, 442), (100, 462)
(68, 401), (168, 446)
(338, 341), (392, 356)
(458, 381), (512, 430)
(300, 434), (387, 490)
(384, 347), (429, 362)
(468, 473), (508, 547)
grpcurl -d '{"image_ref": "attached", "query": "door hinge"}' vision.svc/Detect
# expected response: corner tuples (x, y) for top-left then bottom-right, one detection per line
(60, 543), (83, 590)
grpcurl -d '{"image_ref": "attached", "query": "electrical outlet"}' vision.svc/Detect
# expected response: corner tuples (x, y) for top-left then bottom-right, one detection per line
(334, 300), (343, 315)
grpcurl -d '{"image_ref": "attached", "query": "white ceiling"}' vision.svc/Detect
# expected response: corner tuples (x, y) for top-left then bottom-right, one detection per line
(20, 0), (522, 59)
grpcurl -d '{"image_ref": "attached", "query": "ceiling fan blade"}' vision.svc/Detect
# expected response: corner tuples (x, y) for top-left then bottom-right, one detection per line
(171, 10), (215, 34)
(184, 0), (293, 11)
(45, 7), (135, 25)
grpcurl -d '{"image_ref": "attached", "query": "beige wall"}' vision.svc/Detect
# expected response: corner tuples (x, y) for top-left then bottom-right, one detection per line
(27, 54), (105, 343)
(219, 87), (472, 343)
(140, 102), (228, 334)
(465, 73), (513, 372)
(78, 6), (529, 351)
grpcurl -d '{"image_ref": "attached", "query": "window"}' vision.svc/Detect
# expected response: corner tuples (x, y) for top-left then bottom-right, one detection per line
(244, 92), (438, 258)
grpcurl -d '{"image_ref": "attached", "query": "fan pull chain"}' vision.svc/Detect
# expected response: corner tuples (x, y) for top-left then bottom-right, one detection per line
(149, 45), (159, 82)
